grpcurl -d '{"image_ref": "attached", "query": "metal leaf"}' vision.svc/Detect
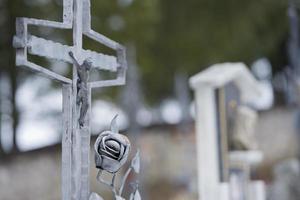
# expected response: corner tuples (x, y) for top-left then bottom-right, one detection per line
(89, 192), (104, 200)
(131, 150), (140, 173)
(134, 190), (141, 200)
(110, 115), (119, 133)
(129, 193), (134, 200)
(115, 196), (125, 200)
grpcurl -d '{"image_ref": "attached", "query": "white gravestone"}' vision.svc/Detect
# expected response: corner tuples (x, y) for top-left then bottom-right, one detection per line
(189, 63), (265, 200)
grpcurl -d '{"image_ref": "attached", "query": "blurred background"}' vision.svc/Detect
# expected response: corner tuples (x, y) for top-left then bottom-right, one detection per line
(1, 0), (300, 199)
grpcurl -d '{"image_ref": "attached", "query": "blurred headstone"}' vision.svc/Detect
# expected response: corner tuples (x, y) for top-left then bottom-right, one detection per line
(269, 159), (300, 200)
(189, 63), (266, 200)
(248, 181), (266, 200)
(229, 163), (249, 200)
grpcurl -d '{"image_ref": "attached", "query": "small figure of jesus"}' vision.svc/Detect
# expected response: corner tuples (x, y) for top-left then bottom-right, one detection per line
(69, 51), (92, 127)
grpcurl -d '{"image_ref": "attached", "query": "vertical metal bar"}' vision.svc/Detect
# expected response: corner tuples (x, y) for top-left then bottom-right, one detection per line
(82, 0), (91, 32)
(62, 84), (72, 200)
(63, 0), (73, 25)
(73, 0), (83, 50)
(72, 0), (83, 199)
(80, 86), (91, 200)
(73, 0), (91, 199)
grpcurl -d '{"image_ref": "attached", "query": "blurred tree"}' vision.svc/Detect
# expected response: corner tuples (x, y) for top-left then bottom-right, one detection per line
(0, 0), (63, 153)
(1, 0), (19, 153)
(148, 0), (288, 102)
(84, 0), (289, 104)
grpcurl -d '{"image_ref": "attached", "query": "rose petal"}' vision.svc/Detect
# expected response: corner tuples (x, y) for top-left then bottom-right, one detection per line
(110, 134), (129, 146)
(100, 149), (119, 160)
(95, 154), (103, 169)
(101, 136), (108, 151)
(119, 145), (130, 167)
(101, 155), (122, 173)
(105, 145), (120, 156)
(105, 139), (121, 153)
(118, 145), (125, 161)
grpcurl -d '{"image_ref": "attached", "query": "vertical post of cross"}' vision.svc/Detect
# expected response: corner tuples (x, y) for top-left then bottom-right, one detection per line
(71, 0), (91, 200)
(62, 84), (72, 200)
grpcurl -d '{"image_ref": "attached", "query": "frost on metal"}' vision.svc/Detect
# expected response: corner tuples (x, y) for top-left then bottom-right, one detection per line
(13, 0), (127, 87)
(12, 1), (128, 200)
(28, 36), (119, 72)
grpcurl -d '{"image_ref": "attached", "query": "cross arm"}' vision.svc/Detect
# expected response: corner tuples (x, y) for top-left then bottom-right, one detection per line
(90, 78), (125, 88)
(82, 0), (122, 51)
(28, 35), (119, 72)
(85, 30), (122, 51)
(20, 60), (72, 84)
(24, 18), (72, 29)
(90, 44), (127, 89)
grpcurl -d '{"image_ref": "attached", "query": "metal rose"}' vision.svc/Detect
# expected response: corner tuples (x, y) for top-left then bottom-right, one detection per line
(94, 115), (131, 173)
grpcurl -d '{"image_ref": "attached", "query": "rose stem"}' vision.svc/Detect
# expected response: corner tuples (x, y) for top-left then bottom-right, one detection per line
(97, 170), (118, 198)
(118, 167), (132, 196)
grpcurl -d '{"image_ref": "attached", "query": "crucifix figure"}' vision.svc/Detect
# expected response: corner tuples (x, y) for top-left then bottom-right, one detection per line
(69, 51), (91, 127)
(13, 0), (127, 200)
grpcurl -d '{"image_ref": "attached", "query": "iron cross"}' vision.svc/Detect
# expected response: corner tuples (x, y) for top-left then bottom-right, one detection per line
(13, 1), (127, 200)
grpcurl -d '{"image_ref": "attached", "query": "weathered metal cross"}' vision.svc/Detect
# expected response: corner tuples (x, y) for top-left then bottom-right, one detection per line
(13, 1), (127, 200)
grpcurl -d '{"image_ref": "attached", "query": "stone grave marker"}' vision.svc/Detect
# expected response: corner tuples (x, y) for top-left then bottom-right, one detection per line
(189, 63), (266, 200)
